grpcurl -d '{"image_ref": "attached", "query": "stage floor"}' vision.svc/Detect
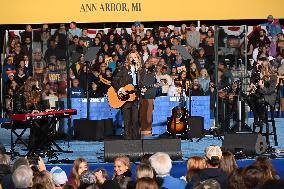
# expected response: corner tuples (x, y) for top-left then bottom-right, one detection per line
(1, 118), (284, 163)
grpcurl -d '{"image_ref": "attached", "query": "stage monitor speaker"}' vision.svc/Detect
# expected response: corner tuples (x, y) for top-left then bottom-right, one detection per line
(223, 133), (267, 155)
(104, 118), (114, 137)
(187, 116), (204, 138)
(143, 139), (182, 160)
(74, 119), (104, 141)
(104, 140), (143, 162)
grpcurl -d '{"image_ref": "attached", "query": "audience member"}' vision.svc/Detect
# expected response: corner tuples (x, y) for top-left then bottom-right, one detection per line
(135, 177), (159, 189)
(114, 175), (133, 189)
(219, 151), (238, 175)
(94, 168), (120, 189)
(70, 79), (84, 98)
(78, 171), (96, 189)
(252, 156), (279, 180)
(12, 165), (33, 189)
(32, 183), (48, 189)
(140, 154), (152, 166)
(193, 179), (221, 189)
(149, 152), (186, 189)
(191, 78), (204, 96)
(68, 157), (88, 188)
(186, 24), (200, 50)
(136, 164), (154, 179)
(63, 185), (75, 189)
(261, 179), (284, 189)
(243, 165), (268, 189)
(186, 145), (228, 189)
(227, 168), (246, 189)
(50, 166), (68, 189)
(198, 69), (210, 94)
(186, 156), (206, 182)
(113, 156), (132, 181)
(0, 153), (11, 185)
(33, 170), (55, 189)
(2, 157), (30, 189)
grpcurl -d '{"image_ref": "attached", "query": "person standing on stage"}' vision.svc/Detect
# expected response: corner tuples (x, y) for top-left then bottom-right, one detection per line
(112, 52), (142, 139)
(247, 57), (277, 128)
(13, 76), (48, 150)
(139, 59), (157, 137)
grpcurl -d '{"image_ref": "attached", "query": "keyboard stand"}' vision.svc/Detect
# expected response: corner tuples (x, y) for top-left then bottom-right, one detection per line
(26, 116), (73, 157)
(1, 121), (30, 159)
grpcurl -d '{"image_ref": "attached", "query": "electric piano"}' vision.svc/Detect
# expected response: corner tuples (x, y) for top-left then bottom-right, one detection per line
(10, 109), (77, 121)
(6, 109), (77, 157)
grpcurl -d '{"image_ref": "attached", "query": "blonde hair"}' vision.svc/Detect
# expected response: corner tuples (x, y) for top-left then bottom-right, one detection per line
(220, 151), (238, 174)
(200, 68), (209, 79)
(33, 170), (55, 189)
(135, 177), (158, 189)
(114, 156), (131, 171)
(136, 164), (154, 179)
(186, 156), (206, 181)
(70, 157), (88, 187)
(125, 52), (142, 70)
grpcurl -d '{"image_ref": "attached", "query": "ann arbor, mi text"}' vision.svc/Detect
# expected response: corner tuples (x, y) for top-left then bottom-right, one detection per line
(80, 2), (142, 12)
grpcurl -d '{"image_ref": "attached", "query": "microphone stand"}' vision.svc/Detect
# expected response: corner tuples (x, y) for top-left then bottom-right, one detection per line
(86, 61), (90, 120)
(132, 60), (141, 139)
(65, 28), (72, 150)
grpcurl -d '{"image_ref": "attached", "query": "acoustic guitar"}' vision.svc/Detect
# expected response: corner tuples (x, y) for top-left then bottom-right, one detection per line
(107, 84), (136, 109)
(167, 89), (187, 135)
(107, 83), (158, 108)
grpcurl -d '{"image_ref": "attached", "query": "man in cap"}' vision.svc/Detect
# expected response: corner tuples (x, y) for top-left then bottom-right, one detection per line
(50, 166), (68, 189)
(260, 15), (282, 38)
(186, 145), (228, 189)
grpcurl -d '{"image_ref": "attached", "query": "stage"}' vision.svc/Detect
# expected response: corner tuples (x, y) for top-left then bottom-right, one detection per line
(1, 118), (284, 178)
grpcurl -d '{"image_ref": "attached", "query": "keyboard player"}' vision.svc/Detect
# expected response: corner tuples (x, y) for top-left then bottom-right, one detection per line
(13, 83), (49, 151)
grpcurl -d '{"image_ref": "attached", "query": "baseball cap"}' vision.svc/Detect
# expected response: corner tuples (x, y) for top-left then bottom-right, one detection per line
(8, 73), (14, 77)
(134, 21), (141, 26)
(151, 48), (158, 54)
(205, 145), (222, 160)
(50, 166), (68, 186)
(267, 15), (274, 21)
(48, 63), (55, 67)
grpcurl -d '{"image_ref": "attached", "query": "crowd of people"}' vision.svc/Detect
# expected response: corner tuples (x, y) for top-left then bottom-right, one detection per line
(1, 17), (284, 189)
(0, 144), (284, 189)
(3, 16), (284, 116)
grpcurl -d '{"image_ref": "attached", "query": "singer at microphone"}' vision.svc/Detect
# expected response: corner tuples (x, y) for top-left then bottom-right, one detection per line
(111, 52), (142, 139)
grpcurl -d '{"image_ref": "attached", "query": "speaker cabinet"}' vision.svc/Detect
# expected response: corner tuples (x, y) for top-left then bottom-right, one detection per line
(223, 133), (267, 155)
(74, 118), (114, 141)
(104, 118), (114, 137)
(104, 140), (143, 162)
(74, 119), (104, 140)
(104, 139), (182, 162)
(143, 139), (182, 160)
(187, 116), (204, 138)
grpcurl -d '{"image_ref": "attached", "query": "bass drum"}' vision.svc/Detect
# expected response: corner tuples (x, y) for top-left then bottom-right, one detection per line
(167, 106), (187, 135)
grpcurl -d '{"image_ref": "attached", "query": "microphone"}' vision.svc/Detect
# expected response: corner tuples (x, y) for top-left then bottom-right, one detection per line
(131, 59), (136, 65)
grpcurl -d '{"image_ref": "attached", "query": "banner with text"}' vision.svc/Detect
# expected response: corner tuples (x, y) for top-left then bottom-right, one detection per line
(0, 0), (283, 24)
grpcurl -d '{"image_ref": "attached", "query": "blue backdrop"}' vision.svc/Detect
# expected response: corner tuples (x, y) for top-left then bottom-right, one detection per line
(60, 96), (211, 134)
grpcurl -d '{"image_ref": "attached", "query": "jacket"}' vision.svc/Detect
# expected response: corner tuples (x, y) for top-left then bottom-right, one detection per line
(186, 168), (229, 189)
